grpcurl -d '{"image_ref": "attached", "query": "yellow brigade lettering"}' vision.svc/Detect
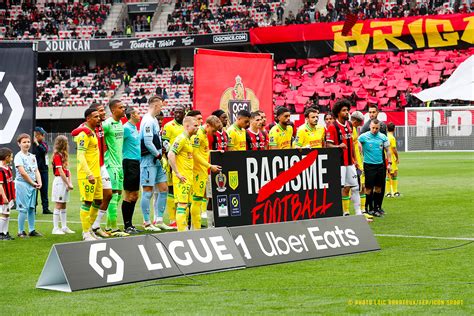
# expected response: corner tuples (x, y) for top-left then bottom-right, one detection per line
(370, 20), (412, 51)
(229, 171), (239, 190)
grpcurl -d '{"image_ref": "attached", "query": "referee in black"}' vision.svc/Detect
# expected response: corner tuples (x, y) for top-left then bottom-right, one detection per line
(360, 105), (388, 214)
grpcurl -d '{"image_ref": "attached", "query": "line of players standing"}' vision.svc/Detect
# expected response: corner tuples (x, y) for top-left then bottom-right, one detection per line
(0, 96), (399, 241)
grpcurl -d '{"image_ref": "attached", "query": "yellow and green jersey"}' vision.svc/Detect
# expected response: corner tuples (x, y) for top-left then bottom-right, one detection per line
(75, 126), (100, 179)
(162, 119), (184, 152)
(192, 126), (210, 174)
(295, 123), (325, 148)
(172, 132), (194, 182)
(269, 123), (293, 149)
(227, 124), (247, 151)
(352, 128), (363, 167)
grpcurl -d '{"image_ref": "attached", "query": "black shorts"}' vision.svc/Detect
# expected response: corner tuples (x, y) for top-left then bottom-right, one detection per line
(364, 163), (385, 188)
(123, 159), (140, 191)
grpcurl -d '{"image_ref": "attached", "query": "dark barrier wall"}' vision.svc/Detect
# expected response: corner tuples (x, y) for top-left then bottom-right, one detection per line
(0, 42), (37, 150)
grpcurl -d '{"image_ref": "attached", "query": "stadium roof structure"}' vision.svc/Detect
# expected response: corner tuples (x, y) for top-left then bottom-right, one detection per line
(414, 55), (474, 102)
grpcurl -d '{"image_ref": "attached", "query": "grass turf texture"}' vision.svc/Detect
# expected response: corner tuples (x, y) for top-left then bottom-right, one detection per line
(0, 152), (472, 314)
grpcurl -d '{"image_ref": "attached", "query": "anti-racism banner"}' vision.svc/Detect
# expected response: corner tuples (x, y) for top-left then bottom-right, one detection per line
(194, 49), (273, 124)
(0, 42), (36, 149)
(210, 148), (342, 228)
(251, 13), (474, 59)
(37, 228), (245, 292)
(35, 32), (250, 53)
(229, 216), (380, 267)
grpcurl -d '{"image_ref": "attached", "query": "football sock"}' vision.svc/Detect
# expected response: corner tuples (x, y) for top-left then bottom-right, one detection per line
(122, 200), (132, 229)
(60, 209), (67, 228)
(360, 194), (366, 212)
(0, 217), (6, 234)
(190, 196), (202, 230)
(27, 207), (35, 232)
(374, 192), (383, 210)
(351, 191), (362, 215)
(89, 203), (99, 226)
(386, 177), (392, 194)
(141, 191), (153, 224)
(80, 204), (91, 232)
(167, 193), (176, 222)
(154, 191), (167, 222)
(176, 205), (187, 232)
(342, 196), (350, 214)
(366, 193), (373, 212)
(53, 209), (60, 230)
(18, 210), (26, 233)
(107, 193), (120, 230)
(92, 209), (106, 230)
(392, 176), (399, 193)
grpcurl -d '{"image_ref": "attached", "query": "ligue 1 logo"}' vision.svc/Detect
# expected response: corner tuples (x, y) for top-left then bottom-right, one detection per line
(0, 72), (25, 144)
(89, 243), (125, 283)
(219, 75), (260, 124)
(215, 172), (227, 192)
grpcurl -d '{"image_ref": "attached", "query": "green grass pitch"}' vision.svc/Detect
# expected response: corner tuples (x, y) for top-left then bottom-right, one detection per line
(0, 152), (473, 314)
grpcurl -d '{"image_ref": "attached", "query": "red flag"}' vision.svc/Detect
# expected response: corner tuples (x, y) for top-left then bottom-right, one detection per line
(341, 13), (358, 36)
(194, 49), (273, 124)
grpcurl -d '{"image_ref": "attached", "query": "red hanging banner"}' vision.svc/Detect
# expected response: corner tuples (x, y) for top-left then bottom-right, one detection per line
(194, 49), (274, 124)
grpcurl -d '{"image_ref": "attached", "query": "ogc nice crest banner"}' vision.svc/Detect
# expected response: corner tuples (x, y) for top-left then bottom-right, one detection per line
(194, 49), (273, 124)
(0, 43), (36, 149)
(210, 148), (343, 228)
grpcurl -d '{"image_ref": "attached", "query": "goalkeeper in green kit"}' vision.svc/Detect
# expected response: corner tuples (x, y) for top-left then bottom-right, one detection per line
(102, 100), (129, 237)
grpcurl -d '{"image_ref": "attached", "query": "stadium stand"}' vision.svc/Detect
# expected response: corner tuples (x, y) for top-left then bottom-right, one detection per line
(122, 65), (194, 116)
(0, 0), (112, 40)
(285, 0), (472, 24)
(273, 47), (474, 113)
(36, 63), (123, 107)
(35, 62), (193, 117)
(155, 0), (285, 37)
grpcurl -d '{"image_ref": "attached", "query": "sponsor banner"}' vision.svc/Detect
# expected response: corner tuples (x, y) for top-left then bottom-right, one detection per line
(36, 228), (245, 292)
(36, 32), (250, 52)
(251, 13), (474, 57)
(0, 42), (36, 149)
(229, 216), (380, 267)
(194, 49), (273, 125)
(210, 148), (342, 228)
(406, 107), (474, 150)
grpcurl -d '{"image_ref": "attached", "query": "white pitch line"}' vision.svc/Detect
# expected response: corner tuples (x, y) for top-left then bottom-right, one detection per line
(10, 219), (82, 224)
(375, 234), (474, 241)
(7, 219), (474, 241)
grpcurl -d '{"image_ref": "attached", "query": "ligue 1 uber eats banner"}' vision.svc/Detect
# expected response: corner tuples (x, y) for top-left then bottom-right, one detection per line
(251, 13), (474, 58)
(194, 49), (273, 125)
(210, 148), (342, 227)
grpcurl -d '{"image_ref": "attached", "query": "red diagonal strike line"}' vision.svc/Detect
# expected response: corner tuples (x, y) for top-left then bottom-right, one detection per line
(256, 150), (319, 203)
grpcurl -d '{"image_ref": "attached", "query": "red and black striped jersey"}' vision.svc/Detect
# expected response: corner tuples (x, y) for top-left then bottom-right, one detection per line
(0, 166), (15, 204)
(209, 130), (228, 151)
(246, 130), (266, 151)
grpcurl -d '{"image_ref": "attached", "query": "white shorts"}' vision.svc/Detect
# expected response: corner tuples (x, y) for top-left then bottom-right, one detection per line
(101, 165), (112, 190)
(341, 165), (358, 187)
(206, 174), (212, 199)
(1, 204), (10, 215)
(51, 176), (70, 203)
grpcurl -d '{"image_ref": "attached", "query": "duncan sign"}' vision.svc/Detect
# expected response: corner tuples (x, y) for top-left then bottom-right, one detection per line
(210, 148), (342, 227)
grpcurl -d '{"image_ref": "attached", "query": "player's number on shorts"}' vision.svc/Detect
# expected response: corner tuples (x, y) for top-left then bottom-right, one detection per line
(85, 184), (95, 193)
(181, 185), (190, 195)
(199, 181), (204, 189)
